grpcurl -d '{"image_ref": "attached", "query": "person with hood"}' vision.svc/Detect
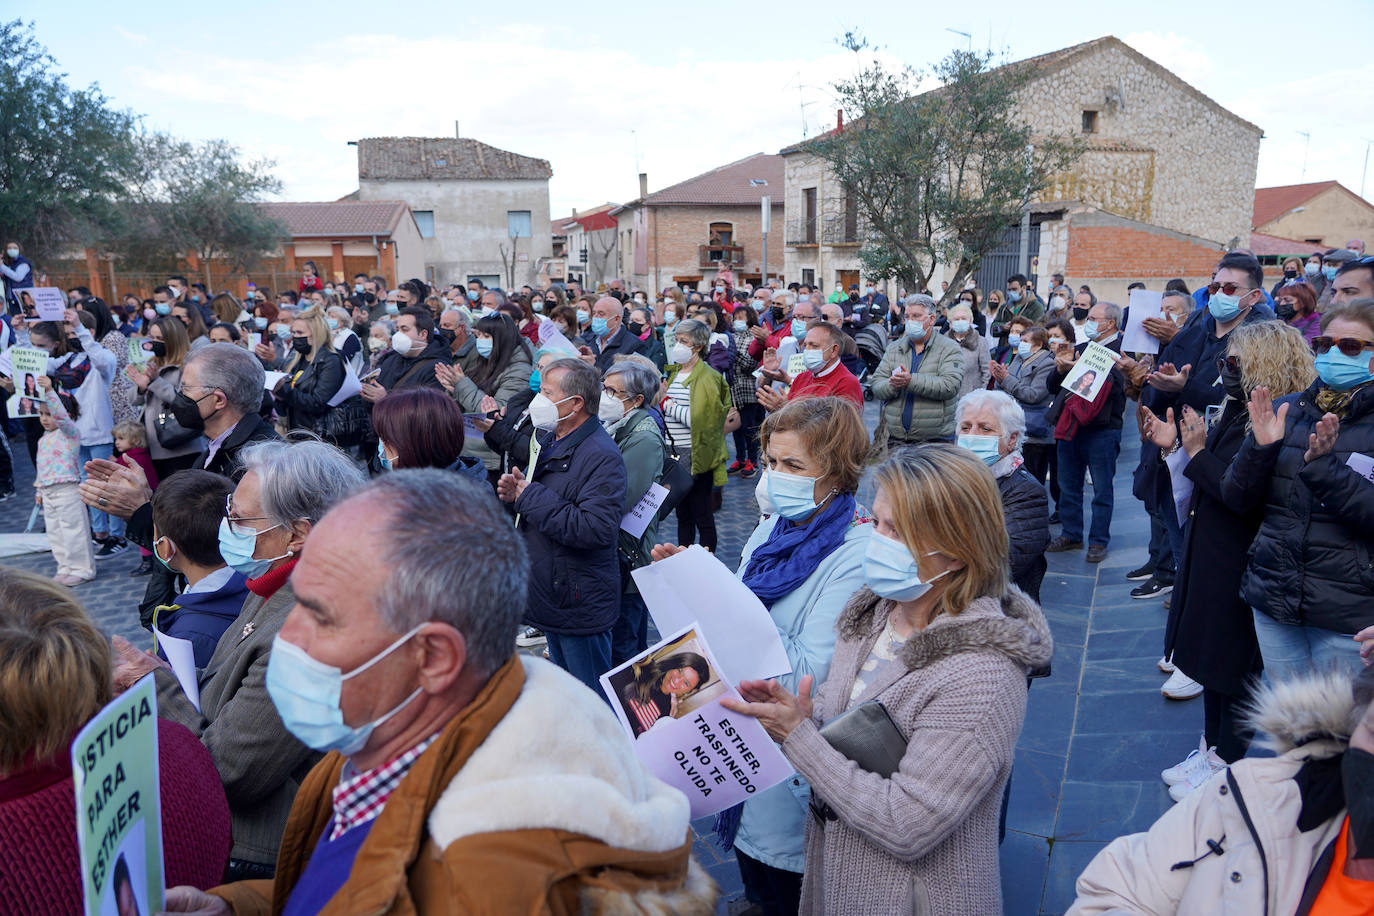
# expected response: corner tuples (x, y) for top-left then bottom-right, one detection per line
(1068, 663), (1374, 916)
(371, 387), (485, 483)
(149, 471), (250, 667)
(945, 300), (991, 400)
(722, 443), (1052, 916)
(361, 307), (450, 405)
(434, 313), (531, 485)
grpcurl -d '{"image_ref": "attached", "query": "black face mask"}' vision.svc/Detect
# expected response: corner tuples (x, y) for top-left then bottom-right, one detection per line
(291, 336), (312, 355)
(1344, 747), (1374, 857)
(626, 321), (644, 337)
(1283, 268), (1298, 279)
(1073, 306), (1090, 321)
(66, 337), (83, 352)
(609, 289), (626, 303)
(169, 390), (210, 432)
(1220, 364), (1245, 400)
(143, 340), (167, 358)
(435, 327), (455, 348)
(1275, 299), (1296, 321)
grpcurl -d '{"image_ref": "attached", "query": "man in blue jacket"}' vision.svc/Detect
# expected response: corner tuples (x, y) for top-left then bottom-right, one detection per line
(498, 358), (627, 695)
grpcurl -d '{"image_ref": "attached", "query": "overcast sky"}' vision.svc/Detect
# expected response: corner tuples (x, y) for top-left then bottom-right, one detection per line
(16, 0), (1374, 218)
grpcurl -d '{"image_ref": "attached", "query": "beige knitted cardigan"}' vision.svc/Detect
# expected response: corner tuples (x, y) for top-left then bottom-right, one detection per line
(781, 585), (1053, 916)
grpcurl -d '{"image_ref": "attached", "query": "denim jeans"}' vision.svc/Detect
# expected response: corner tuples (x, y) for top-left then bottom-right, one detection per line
(611, 590), (650, 668)
(1055, 426), (1121, 546)
(1146, 503), (1176, 577)
(78, 443), (123, 539)
(545, 629), (613, 702)
(1251, 609), (1363, 684)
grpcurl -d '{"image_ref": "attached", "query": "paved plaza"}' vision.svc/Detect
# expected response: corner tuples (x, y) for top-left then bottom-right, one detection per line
(0, 407), (1194, 915)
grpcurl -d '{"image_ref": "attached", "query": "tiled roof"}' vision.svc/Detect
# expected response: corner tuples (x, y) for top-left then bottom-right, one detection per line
(553, 204), (619, 235)
(357, 137), (552, 181)
(638, 153), (785, 206)
(1252, 182), (1339, 229)
(258, 201), (412, 238)
(1249, 231), (1322, 258)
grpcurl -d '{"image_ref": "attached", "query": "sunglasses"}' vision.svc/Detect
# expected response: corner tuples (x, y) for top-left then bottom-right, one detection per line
(1312, 336), (1374, 357)
(1215, 354), (1241, 373)
(1206, 281), (1252, 296)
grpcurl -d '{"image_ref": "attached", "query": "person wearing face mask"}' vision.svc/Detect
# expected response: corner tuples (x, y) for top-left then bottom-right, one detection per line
(273, 310), (345, 436)
(148, 471), (250, 667)
(944, 302), (991, 401)
(757, 321), (864, 414)
(1143, 321), (1314, 780)
(1221, 299), (1374, 682)
(1317, 248), (1361, 309)
(581, 296), (645, 371)
(361, 308), (451, 408)
(870, 295), (965, 449)
(1270, 255), (1305, 301)
(956, 390), (1049, 600)
(434, 314), (531, 484)
(107, 440), (363, 885)
(1068, 663), (1374, 916)
(481, 349), (560, 492)
(496, 359), (627, 693)
(1276, 280), (1321, 342)
(660, 319), (731, 553)
(652, 396), (873, 914)
(371, 387), (486, 483)
(990, 273), (1045, 341)
(627, 305), (666, 369)
(722, 444), (1051, 916)
(1303, 250), (1327, 296)
(728, 305), (763, 476)
(1, 240), (34, 314)
(990, 324), (1057, 495)
(748, 293), (815, 369)
(1069, 290), (1095, 343)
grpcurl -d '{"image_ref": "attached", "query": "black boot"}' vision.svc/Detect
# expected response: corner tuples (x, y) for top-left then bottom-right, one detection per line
(130, 556), (154, 577)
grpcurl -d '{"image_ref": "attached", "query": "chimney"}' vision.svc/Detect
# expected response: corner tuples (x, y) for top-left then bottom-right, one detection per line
(639, 172), (648, 200)
(454, 120), (460, 138)
(836, 109), (844, 132)
(572, 208), (578, 217)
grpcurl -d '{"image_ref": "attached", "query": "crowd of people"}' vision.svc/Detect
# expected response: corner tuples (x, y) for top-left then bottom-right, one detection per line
(0, 240), (1371, 916)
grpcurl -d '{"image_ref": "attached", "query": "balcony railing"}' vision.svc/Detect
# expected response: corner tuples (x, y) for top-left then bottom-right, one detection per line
(700, 244), (744, 267)
(785, 217), (818, 246)
(822, 214), (865, 245)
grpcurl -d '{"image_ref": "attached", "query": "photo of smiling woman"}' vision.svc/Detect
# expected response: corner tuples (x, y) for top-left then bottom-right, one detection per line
(607, 632), (725, 738)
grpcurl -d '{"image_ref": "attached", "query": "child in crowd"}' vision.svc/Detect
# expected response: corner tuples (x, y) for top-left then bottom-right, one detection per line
(113, 419), (159, 576)
(34, 377), (94, 586)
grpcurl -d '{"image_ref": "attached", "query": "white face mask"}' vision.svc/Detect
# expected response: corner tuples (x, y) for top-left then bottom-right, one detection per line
(670, 342), (694, 365)
(599, 395), (625, 425)
(755, 470), (775, 516)
(390, 330), (414, 354)
(528, 392), (574, 431)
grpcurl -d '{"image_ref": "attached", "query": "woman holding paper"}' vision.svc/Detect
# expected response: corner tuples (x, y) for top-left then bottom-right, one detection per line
(129, 317), (203, 480)
(722, 444), (1052, 916)
(272, 309), (344, 436)
(435, 312), (532, 483)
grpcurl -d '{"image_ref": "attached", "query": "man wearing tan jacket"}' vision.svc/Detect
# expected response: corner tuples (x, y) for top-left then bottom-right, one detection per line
(164, 470), (715, 916)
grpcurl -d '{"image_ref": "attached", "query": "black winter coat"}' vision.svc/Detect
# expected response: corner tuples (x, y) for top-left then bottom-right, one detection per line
(999, 464), (1049, 601)
(516, 418), (627, 635)
(1225, 380), (1374, 634)
(1164, 398), (1264, 696)
(275, 350), (344, 432)
(375, 337), (450, 393)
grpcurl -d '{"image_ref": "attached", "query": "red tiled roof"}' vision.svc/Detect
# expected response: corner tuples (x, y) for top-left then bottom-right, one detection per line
(259, 201), (412, 238)
(357, 137), (552, 181)
(553, 204), (619, 234)
(1249, 231), (1322, 258)
(639, 153), (785, 206)
(1251, 182), (1339, 229)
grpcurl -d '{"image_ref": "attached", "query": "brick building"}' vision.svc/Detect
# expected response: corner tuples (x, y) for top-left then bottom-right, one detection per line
(781, 36), (1263, 304)
(611, 153), (784, 293)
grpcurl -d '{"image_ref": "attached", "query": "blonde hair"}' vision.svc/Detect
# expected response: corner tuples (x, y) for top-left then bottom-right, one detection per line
(290, 307), (335, 368)
(874, 443), (1009, 620)
(1229, 320), (1315, 400)
(759, 396), (869, 494)
(0, 569), (112, 775)
(112, 419), (146, 447)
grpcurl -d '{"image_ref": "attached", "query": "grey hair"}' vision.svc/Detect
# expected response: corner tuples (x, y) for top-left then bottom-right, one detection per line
(238, 439), (366, 528)
(772, 291), (796, 309)
(484, 288), (508, 308)
(673, 317), (711, 352)
(326, 305), (351, 324)
(441, 307), (470, 328)
(372, 319), (396, 336)
(346, 470), (526, 677)
(186, 342), (265, 415)
(544, 357), (601, 416)
(903, 293), (936, 315)
(1097, 301), (1123, 327)
(956, 389), (1026, 450)
(604, 360), (661, 409)
(1162, 291), (1192, 310)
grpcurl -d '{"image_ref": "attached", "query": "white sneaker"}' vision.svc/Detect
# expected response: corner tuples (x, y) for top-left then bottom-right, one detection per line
(515, 626), (547, 648)
(1162, 735), (1226, 786)
(1169, 753), (1225, 802)
(1161, 668), (1203, 700)
(1158, 655), (1176, 674)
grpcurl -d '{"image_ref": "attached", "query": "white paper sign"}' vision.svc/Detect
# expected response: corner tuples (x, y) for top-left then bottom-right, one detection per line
(153, 627), (201, 713)
(19, 286), (66, 321)
(621, 483), (668, 538)
(327, 364), (361, 406)
(1062, 341), (1118, 403)
(1123, 289), (1164, 355)
(786, 353), (807, 378)
(1345, 451), (1374, 483)
(632, 545), (791, 684)
(262, 370), (287, 391)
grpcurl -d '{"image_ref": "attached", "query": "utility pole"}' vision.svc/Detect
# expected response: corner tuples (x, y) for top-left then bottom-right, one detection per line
(760, 196), (771, 286)
(1298, 130), (1311, 182)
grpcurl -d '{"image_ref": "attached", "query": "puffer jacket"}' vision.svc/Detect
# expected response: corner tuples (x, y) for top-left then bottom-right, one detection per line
(995, 456), (1050, 601)
(1224, 379), (1374, 634)
(870, 333), (965, 442)
(1068, 669), (1358, 916)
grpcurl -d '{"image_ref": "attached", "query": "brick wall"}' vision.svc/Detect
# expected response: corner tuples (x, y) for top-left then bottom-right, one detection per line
(641, 203), (784, 290)
(1068, 224), (1221, 278)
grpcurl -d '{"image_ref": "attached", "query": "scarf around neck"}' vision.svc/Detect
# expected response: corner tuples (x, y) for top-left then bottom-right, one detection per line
(741, 492), (857, 609)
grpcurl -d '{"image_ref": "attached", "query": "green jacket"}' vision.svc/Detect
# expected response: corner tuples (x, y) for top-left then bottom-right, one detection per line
(992, 293), (1046, 329)
(612, 407), (667, 579)
(869, 333), (965, 441)
(664, 360), (731, 482)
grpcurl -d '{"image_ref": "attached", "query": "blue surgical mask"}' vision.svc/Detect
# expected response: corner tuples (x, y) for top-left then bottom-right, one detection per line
(354, 283), (365, 294)
(791, 318), (809, 338)
(1017, 340), (1032, 358)
(1082, 321), (1100, 341)
(326, 318), (339, 330)
(266, 627), (424, 755)
(590, 316), (609, 337)
(384, 301), (400, 315)
(532, 300), (544, 313)
(275, 325), (291, 340)
(733, 319), (748, 333)
(1323, 265), (1340, 281)
(467, 289), (480, 302)
(576, 309), (589, 325)
(958, 433), (1002, 467)
(377, 439), (393, 471)
(1315, 348), (1374, 391)
(1305, 263), (1320, 277)
(155, 303), (172, 316)
(217, 517), (291, 579)
(1207, 292), (1243, 322)
(802, 348), (826, 371)
(863, 531), (949, 602)
(475, 337), (493, 358)
(253, 316), (268, 329)
(529, 369), (541, 392)
(1006, 290), (1022, 303)
(950, 319), (970, 334)
(904, 321), (927, 340)
(1007, 332), (1021, 347)
(766, 468), (823, 520)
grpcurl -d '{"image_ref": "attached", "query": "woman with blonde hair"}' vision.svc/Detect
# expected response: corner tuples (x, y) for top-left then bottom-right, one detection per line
(723, 443), (1051, 916)
(272, 307), (344, 434)
(1146, 319), (1315, 787)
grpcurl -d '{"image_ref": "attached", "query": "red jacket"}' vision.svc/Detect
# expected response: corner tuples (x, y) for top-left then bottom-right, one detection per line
(788, 362), (864, 410)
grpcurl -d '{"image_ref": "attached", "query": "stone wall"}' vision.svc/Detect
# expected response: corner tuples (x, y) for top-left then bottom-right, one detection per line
(1255, 185), (1374, 250)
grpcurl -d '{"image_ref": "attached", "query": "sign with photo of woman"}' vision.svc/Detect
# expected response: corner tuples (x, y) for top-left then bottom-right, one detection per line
(1061, 340), (1118, 402)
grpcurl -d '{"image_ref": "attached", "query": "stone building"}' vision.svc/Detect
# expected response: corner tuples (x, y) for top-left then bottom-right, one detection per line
(612, 153), (784, 294)
(1252, 181), (1374, 252)
(781, 36), (1263, 304)
(554, 204), (620, 290)
(352, 135), (553, 290)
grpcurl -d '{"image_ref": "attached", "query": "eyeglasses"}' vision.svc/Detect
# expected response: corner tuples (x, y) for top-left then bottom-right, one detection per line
(173, 383), (216, 399)
(223, 494), (277, 538)
(1215, 354), (1241, 373)
(1206, 281), (1252, 296)
(1312, 336), (1374, 357)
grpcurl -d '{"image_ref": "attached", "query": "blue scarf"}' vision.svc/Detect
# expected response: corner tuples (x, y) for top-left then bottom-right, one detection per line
(741, 492), (857, 609)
